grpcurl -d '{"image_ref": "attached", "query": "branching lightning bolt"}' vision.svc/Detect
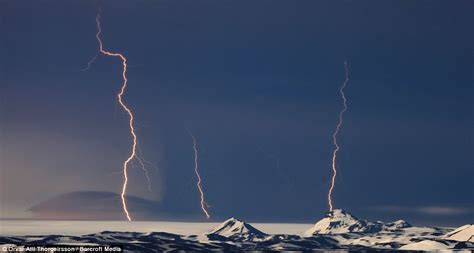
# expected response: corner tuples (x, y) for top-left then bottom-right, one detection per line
(328, 61), (350, 212)
(109, 155), (151, 199)
(82, 52), (98, 72)
(136, 145), (153, 192)
(93, 9), (136, 221)
(188, 130), (211, 219)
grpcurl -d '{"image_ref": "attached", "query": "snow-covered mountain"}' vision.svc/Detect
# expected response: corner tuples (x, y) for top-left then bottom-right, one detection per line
(303, 209), (474, 251)
(305, 209), (391, 235)
(2, 213), (473, 252)
(442, 224), (474, 242)
(205, 217), (268, 241)
(396, 224), (474, 250)
(384, 219), (412, 230)
(399, 240), (452, 251)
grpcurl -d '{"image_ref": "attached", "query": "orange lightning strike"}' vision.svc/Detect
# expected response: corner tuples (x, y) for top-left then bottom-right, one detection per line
(328, 61), (350, 212)
(94, 9), (136, 221)
(188, 130), (211, 219)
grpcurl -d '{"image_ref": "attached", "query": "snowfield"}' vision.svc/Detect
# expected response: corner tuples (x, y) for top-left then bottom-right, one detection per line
(443, 224), (474, 242)
(1, 209), (473, 252)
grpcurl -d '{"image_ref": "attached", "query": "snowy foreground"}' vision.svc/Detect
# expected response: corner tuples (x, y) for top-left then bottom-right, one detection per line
(1, 209), (473, 252)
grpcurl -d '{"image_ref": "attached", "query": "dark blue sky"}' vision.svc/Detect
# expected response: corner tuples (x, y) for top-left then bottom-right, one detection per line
(1, 0), (473, 226)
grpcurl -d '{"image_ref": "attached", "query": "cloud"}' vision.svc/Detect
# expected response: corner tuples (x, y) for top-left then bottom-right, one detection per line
(371, 205), (474, 215)
(415, 207), (472, 215)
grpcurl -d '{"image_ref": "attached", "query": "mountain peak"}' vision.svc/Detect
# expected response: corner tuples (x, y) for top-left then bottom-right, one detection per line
(206, 217), (267, 241)
(305, 209), (383, 235)
(385, 220), (412, 230)
(326, 209), (357, 219)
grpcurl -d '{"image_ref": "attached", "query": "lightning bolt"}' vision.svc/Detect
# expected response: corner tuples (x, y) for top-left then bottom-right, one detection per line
(93, 8), (136, 221)
(112, 155), (151, 193)
(135, 145), (153, 192)
(328, 61), (350, 212)
(81, 52), (98, 72)
(188, 130), (211, 219)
